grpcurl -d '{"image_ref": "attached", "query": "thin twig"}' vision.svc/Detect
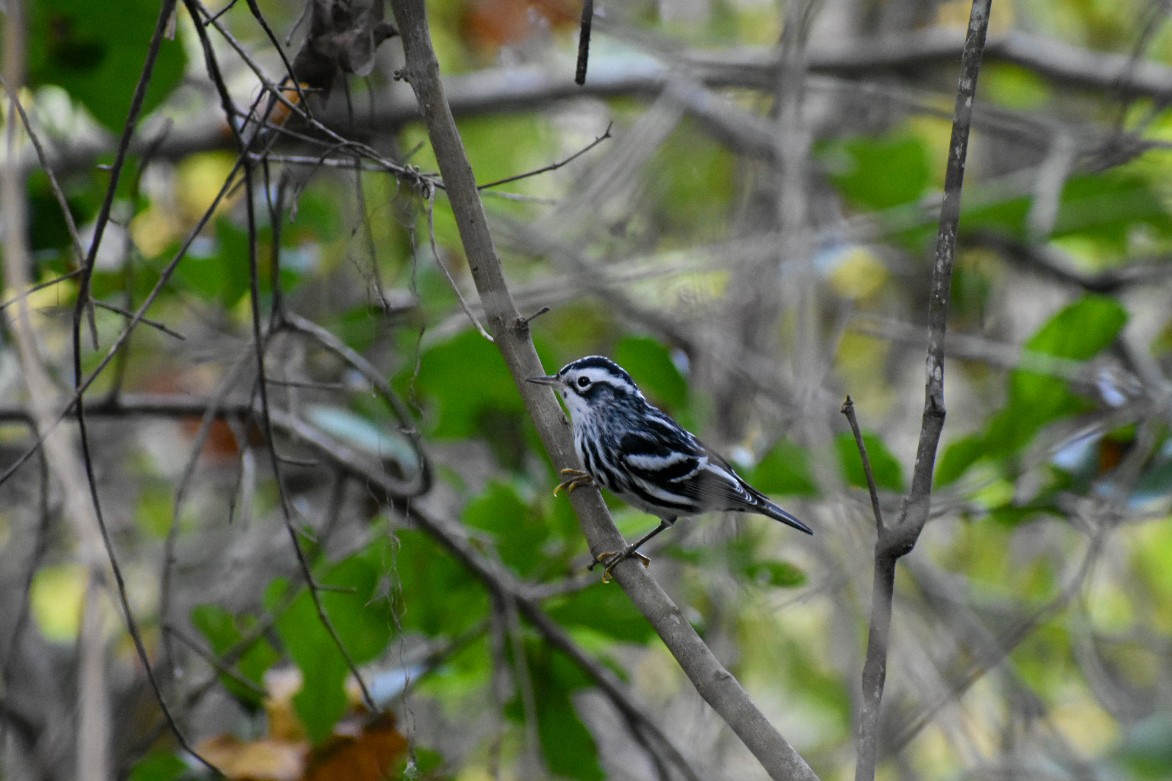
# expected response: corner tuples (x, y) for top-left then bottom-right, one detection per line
(160, 347), (258, 679)
(90, 300), (186, 340)
(280, 310), (431, 496)
(167, 626), (269, 700)
(0, 85), (86, 261)
(476, 122), (612, 190)
(70, 0), (180, 349)
(0, 269), (83, 312)
(425, 188), (494, 341)
(191, 0), (436, 193)
(840, 396), (885, 533)
(888, 542), (1101, 754)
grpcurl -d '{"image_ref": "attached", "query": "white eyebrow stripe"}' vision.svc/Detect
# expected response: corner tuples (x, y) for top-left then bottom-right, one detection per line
(568, 366), (636, 393)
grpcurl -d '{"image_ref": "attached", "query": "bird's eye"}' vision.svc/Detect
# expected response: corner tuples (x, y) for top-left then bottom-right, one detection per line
(576, 376), (591, 388)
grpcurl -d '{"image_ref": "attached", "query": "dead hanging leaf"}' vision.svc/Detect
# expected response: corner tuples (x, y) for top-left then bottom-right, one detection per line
(199, 668), (415, 781)
(197, 735), (306, 781)
(292, 0), (398, 99)
(303, 712), (410, 781)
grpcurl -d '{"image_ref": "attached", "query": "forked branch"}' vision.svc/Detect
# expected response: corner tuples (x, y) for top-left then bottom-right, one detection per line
(852, 3), (993, 780)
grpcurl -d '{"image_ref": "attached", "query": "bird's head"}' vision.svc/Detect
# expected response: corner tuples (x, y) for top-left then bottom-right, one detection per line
(528, 355), (645, 420)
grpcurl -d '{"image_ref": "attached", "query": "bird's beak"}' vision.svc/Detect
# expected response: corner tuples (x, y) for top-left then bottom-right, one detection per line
(527, 374), (560, 387)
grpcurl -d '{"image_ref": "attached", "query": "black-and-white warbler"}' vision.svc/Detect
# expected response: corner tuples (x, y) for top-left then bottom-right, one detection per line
(529, 355), (812, 580)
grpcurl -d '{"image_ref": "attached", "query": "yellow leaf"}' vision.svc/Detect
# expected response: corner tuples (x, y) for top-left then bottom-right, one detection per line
(30, 563), (87, 642)
(826, 246), (888, 301)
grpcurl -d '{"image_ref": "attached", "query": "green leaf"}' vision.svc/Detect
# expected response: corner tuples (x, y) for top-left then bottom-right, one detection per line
(414, 331), (522, 439)
(979, 405), (1050, 461)
(28, 0), (187, 131)
(983, 62), (1052, 110)
(1021, 294), (1127, 361)
(723, 537), (807, 588)
(389, 746), (446, 779)
(822, 131), (931, 211)
(743, 559), (807, 589)
(190, 604), (278, 706)
(985, 500), (1063, 528)
(961, 170), (1172, 254)
(127, 751), (187, 781)
(614, 336), (688, 410)
(319, 554), (395, 663)
(544, 584), (654, 644)
(264, 577), (291, 612)
(836, 431), (904, 492)
(935, 433), (987, 487)
(526, 650), (604, 781)
(277, 593), (348, 745)
(1008, 295), (1127, 428)
(28, 176), (85, 261)
(1050, 171), (1172, 253)
(463, 482), (548, 578)
(391, 529), (488, 637)
(746, 439), (818, 497)
(942, 296), (1129, 480)
(173, 217), (253, 309)
(275, 554), (395, 744)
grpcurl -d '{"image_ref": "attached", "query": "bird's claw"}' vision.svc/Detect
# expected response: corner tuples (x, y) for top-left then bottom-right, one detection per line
(589, 547), (651, 583)
(554, 468), (595, 496)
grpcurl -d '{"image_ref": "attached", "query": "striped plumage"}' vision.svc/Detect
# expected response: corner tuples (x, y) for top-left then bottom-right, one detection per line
(529, 355), (812, 577)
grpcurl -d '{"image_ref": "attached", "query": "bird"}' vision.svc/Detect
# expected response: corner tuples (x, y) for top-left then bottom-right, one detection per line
(528, 355), (812, 581)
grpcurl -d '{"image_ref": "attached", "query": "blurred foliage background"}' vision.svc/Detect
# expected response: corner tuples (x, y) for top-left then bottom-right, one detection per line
(2, 0), (1172, 779)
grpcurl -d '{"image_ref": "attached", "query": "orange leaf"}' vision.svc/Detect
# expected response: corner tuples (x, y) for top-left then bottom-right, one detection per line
(303, 713), (410, 781)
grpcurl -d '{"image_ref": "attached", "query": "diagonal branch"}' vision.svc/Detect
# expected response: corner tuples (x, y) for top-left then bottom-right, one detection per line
(853, 3), (992, 781)
(387, 1), (817, 779)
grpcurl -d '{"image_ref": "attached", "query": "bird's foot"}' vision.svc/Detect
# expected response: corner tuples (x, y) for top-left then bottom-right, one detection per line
(589, 546), (651, 583)
(554, 468), (595, 496)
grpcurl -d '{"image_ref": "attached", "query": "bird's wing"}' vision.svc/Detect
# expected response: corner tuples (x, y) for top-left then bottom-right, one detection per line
(696, 442), (813, 534)
(682, 441), (763, 508)
(618, 422), (754, 513)
(617, 420), (708, 513)
(621, 422), (814, 533)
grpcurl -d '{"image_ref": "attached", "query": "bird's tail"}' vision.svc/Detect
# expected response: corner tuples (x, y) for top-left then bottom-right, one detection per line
(754, 493), (814, 535)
